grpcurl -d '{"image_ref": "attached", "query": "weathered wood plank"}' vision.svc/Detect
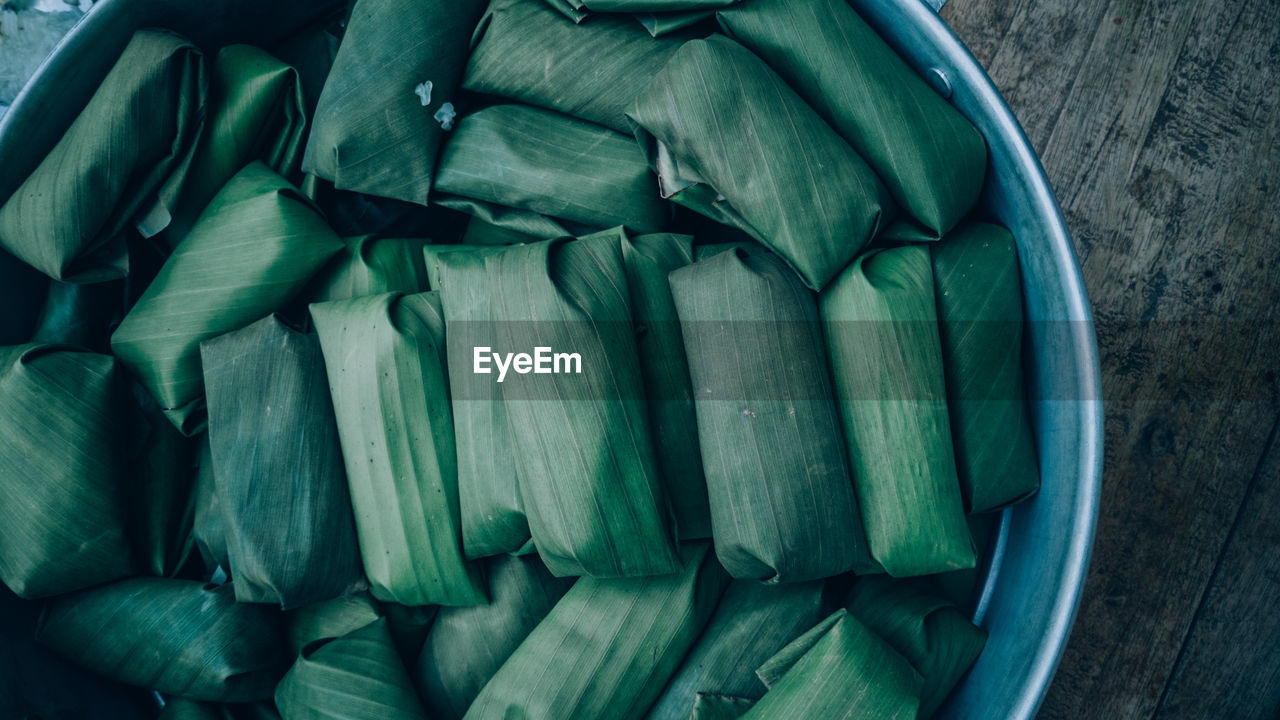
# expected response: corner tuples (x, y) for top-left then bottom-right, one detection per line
(1154, 418), (1280, 720)
(942, 0), (1112, 154)
(941, 0), (1280, 717)
(937, 1), (1018, 70)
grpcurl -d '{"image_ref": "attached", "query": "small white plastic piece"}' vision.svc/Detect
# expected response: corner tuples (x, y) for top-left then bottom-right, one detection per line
(434, 102), (456, 131)
(414, 81), (433, 107)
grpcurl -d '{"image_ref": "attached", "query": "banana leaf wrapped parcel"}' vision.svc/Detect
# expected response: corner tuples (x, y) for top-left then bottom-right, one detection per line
(110, 162), (344, 435)
(308, 235), (432, 303)
(0, 345), (133, 599)
(692, 240), (769, 262)
(440, 200), (582, 243)
(433, 104), (669, 235)
(200, 315), (363, 609)
(29, 279), (123, 351)
(613, 229), (711, 539)
(629, 34), (892, 291)
(303, 0), (487, 205)
(425, 245), (530, 559)
(845, 576), (987, 718)
(415, 555), (575, 720)
(478, 237), (680, 577)
(382, 602), (443, 663)
(459, 214), (547, 246)
(931, 223), (1040, 512)
(636, 10), (717, 37)
(690, 694), (755, 720)
(37, 578), (288, 702)
(311, 291), (487, 606)
(276, 618), (426, 720)
(192, 434), (230, 574)
(541, 0), (590, 23)
(159, 44), (307, 250)
(0, 30), (204, 282)
(285, 591), (384, 656)
(269, 9), (345, 121)
(587, 0), (734, 9)
(820, 245), (975, 577)
(463, 542), (728, 720)
(646, 580), (829, 720)
(465, 0), (688, 134)
(669, 249), (871, 582)
(717, 0), (986, 239)
(747, 609), (922, 719)
(284, 591), (439, 665)
(125, 382), (199, 578)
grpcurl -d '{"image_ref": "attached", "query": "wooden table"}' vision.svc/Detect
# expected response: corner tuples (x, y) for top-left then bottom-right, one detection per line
(939, 0), (1280, 717)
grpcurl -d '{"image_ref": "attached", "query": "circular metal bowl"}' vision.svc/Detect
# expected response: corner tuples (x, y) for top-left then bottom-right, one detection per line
(0, 1), (1102, 717)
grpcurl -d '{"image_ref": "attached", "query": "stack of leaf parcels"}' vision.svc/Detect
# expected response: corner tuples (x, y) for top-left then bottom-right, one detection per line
(0, 0), (1042, 718)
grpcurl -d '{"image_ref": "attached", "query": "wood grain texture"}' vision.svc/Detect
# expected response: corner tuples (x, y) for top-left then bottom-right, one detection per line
(940, 0), (1280, 717)
(1154, 420), (1280, 719)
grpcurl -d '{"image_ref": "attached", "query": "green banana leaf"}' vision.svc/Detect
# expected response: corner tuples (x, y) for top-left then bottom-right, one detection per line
(820, 245), (975, 577)
(628, 35), (892, 291)
(845, 576), (987, 718)
(192, 433), (230, 575)
(542, 0), (590, 22)
(125, 382), (198, 578)
(382, 603), (441, 664)
(717, 0), (986, 239)
(414, 555), (575, 720)
(480, 237), (679, 577)
(434, 104), (669, 234)
(931, 223), (1040, 512)
(673, 205), (759, 247)
(275, 619), (427, 720)
(0, 30), (204, 282)
(0, 344), (133, 599)
(748, 610), (921, 719)
(636, 10), (717, 37)
(308, 235), (432, 303)
(304, 176), (444, 238)
(425, 245), (531, 558)
(29, 279), (123, 351)
(287, 589), (435, 671)
(110, 162), (344, 435)
(612, 229), (710, 539)
(270, 9), (346, 121)
(285, 591), (384, 656)
(930, 512), (1001, 613)
(288, 589), (386, 655)
(691, 241), (767, 263)
(646, 580), (828, 720)
(303, 0), (487, 206)
(690, 695), (755, 720)
(37, 578), (288, 702)
(310, 292), (487, 606)
(586, 0), (733, 7)
(434, 195), (586, 241)
(463, 542), (728, 720)
(667, 250), (871, 582)
(159, 44), (307, 250)
(159, 699), (280, 720)
(200, 314), (364, 609)
(464, 0), (689, 134)
(461, 215), (544, 247)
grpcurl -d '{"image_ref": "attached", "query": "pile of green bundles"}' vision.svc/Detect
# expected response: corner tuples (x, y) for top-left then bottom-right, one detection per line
(0, 0), (1041, 718)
